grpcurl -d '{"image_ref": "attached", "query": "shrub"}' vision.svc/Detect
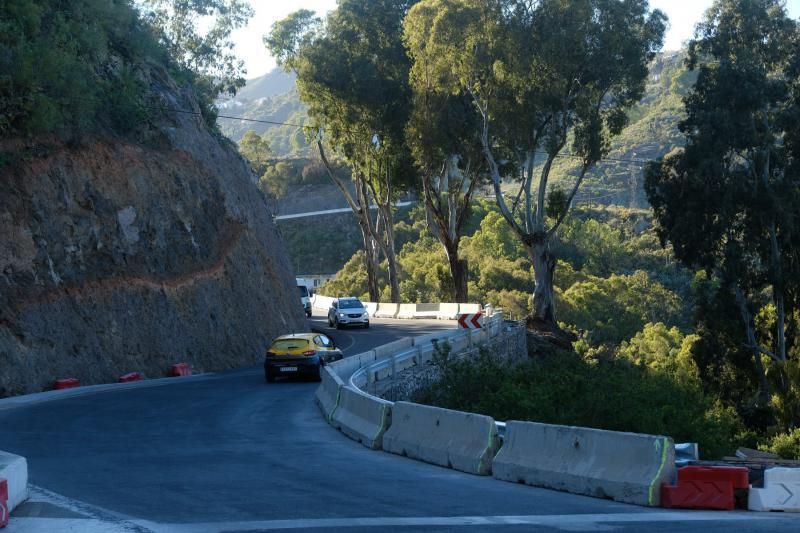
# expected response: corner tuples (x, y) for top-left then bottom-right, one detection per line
(761, 428), (800, 460)
(414, 348), (741, 459)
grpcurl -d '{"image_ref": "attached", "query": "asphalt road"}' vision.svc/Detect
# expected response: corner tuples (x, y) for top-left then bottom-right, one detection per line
(0, 315), (797, 532)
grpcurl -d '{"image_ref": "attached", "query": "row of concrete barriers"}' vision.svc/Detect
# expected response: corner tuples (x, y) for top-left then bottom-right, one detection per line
(315, 318), (800, 510)
(311, 295), (481, 320)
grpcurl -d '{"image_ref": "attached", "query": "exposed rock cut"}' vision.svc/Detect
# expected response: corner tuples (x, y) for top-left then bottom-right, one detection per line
(0, 68), (306, 396)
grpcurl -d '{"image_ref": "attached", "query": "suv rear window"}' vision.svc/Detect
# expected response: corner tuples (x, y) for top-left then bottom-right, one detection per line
(298, 286), (309, 297)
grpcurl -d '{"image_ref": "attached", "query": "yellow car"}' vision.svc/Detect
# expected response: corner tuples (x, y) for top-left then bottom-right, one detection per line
(264, 333), (343, 382)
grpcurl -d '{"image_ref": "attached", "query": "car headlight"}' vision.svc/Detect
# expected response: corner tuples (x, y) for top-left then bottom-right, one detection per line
(339, 312), (346, 318)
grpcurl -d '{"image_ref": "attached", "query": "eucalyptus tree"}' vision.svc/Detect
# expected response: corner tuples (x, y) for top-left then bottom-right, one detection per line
(404, 7), (489, 302)
(266, 1), (417, 303)
(645, 0), (800, 407)
(141, 0), (253, 97)
(404, 0), (665, 326)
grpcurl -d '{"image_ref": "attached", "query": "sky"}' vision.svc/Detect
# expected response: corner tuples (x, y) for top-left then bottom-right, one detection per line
(233, 0), (800, 79)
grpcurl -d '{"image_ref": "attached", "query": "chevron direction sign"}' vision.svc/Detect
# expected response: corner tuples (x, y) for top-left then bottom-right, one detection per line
(458, 312), (483, 329)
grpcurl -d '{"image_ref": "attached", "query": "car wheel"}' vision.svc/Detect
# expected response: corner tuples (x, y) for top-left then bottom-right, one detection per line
(328, 316), (333, 327)
(336, 320), (342, 330)
(364, 322), (369, 329)
(265, 369), (274, 383)
(313, 364), (322, 382)
(306, 310), (312, 318)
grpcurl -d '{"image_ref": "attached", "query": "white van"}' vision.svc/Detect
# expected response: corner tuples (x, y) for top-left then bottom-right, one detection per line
(298, 284), (312, 317)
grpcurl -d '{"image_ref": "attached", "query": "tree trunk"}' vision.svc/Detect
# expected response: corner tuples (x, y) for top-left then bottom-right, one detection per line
(734, 285), (772, 405)
(356, 220), (380, 302)
(385, 234), (400, 303)
(380, 205), (400, 303)
(445, 241), (468, 303)
(529, 238), (557, 325)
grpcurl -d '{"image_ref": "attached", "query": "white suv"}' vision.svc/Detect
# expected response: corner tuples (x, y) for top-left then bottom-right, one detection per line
(328, 297), (369, 329)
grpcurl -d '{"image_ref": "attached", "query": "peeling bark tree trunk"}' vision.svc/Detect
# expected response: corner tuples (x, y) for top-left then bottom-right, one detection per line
(317, 140), (381, 301)
(359, 226), (380, 302)
(529, 237), (557, 325)
(448, 252), (468, 303)
(380, 204), (400, 303)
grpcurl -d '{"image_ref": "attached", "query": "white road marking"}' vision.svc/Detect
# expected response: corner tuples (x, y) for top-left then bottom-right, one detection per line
(129, 511), (783, 532)
(6, 488), (790, 532)
(7, 486), (148, 533)
(6, 517), (140, 532)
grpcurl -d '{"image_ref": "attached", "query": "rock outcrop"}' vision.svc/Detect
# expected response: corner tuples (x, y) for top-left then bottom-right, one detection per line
(0, 67), (307, 396)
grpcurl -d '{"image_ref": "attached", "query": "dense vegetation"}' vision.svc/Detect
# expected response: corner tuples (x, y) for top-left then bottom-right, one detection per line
(0, 0), (250, 141)
(1, 0), (161, 138)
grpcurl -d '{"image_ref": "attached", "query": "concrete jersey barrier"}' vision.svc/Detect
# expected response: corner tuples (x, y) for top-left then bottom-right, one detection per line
(373, 303), (399, 319)
(0, 450), (28, 512)
(364, 302), (378, 317)
(459, 303), (481, 315)
(312, 294), (335, 311)
(492, 421), (675, 507)
(382, 401), (499, 476)
(396, 303), (416, 319)
(438, 303), (460, 320)
(331, 387), (392, 450)
(413, 303), (440, 318)
(315, 366), (344, 421)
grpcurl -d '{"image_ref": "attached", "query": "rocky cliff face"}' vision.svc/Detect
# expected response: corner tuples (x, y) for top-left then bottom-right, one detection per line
(0, 67), (307, 397)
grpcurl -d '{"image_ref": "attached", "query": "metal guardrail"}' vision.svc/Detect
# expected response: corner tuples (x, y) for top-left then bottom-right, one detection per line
(346, 312), (505, 399)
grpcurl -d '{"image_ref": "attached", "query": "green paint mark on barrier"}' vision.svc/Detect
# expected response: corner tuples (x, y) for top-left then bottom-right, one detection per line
(478, 419), (498, 475)
(328, 385), (342, 423)
(374, 403), (390, 446)
(648, 437), (669, 506)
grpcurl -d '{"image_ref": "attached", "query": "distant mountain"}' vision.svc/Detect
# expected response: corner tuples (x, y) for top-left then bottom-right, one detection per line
(221, 53), (693, 205)
(233, 69), (296, 101)
(546, 51), (693, 207)
(217, 69), (311, 156)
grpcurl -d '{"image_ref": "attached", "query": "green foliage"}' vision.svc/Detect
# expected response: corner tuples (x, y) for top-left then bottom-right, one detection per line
(413, 348), (741, 459)
(0, 0), (164, 138)
(238, 130), (272, 171)
(645, 0), (800, 435)
(141, 0), (253, 97)
(318, 252), (371, 300)
(559, 271), (685, 345)
(761, 428), (800, 460)
(617, 322), (700, 383)
(397, 235), (452, 303)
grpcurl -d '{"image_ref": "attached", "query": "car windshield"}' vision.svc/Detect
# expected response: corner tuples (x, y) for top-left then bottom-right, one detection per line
(271, 339), (309, 350)
(338, 299), (363, 309)
(298, 286), (309, 297)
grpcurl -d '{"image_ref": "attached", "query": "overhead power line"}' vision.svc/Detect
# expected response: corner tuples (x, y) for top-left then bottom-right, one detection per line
(132, 100), (653, 167)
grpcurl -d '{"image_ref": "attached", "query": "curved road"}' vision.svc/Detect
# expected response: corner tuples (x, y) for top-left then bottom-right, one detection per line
(0, 316), (796, 532)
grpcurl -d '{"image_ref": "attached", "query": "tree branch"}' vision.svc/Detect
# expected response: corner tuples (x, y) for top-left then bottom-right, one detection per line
(547, 159), (590, 239)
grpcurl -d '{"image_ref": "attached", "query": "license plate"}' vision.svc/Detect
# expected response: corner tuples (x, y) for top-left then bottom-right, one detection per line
(280, 366), (298, 372)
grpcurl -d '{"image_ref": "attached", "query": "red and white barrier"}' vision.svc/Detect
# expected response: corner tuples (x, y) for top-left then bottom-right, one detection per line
(54, 378), (80, 390)
(118, 372), (142, 383)
(748, 467), (800, 512)
(662, 466), (749, 510)
(170, 363), (191, 377)
(0, 478), (7, 528)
